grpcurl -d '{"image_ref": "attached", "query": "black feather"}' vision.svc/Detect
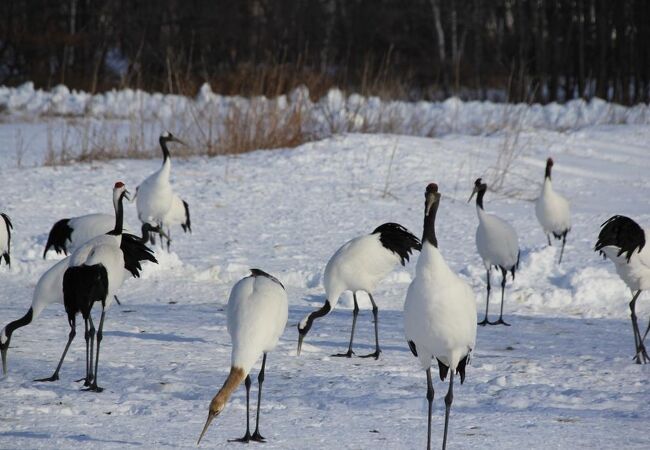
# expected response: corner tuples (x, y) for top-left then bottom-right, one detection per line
(181, 200), (191, 233)
(407, 340), (418, 357)
(43, 218), (73, 258)
(121, 233), (158, 278)
(63, 264), (109, 317)
(250, 268), (284, 290)
(1, 213), (12, 266)
(595, 215), (645, 263)
(372, 222), (421, 266)
(437, 358), (449, 381)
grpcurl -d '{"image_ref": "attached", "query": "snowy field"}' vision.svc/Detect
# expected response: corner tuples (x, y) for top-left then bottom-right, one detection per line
(0, 107), (649, 449)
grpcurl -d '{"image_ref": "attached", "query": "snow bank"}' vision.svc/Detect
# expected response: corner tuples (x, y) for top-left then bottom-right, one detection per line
(1, 82), (649, 138)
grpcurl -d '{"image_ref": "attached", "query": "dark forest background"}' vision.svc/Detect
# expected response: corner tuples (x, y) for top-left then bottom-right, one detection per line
(1, 0), (649, 104)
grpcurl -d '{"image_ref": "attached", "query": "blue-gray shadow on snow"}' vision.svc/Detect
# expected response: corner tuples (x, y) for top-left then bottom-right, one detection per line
(66, 433), (142, 445)
(0, 431), (51, 439)
(104, 330), (206, 343)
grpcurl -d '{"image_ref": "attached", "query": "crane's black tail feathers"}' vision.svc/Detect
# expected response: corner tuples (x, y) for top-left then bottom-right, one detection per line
(373, 222), (421, 266)
(181, 200), (191, 233)
(595, 215), (645, 263)
(43, 218), (72, 259)
(437, 353), (470, 384)
(121, 233), (158, 278)
(1, 213), (11, 266)
(63, 264), (109, 315)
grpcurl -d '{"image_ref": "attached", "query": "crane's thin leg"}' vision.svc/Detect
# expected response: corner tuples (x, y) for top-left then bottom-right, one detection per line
(360, 293), (381, 359)
(426, 367), (434, 450)
(165, 228), (172, 252)
(642, 317), (650, 343)
(251, 354), (267, 442)
(84, 309), (104, 392)
(35, 316), (76, 382)
(113, 295), (122, 306)
(442, 371), (455, 450)
(558, 232), (567, 264)
(478, 268), (491, 326)
(230, 375), (252, 442)
(75, 316), (95, 386)
(333, 293), (359, 358)
(492, 268), (511, 326)
(547, 234), (551, 246)
(630, 291), (649, 364)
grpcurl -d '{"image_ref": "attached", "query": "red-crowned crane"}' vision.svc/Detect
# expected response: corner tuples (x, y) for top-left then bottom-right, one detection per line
(297, 223), (420, 359)
(469, 178), (520, 326)
(197, 269), (288, 445)
(404, 183), (477, 450)
(595, 215), (650, 364)
(32, 182), (155, 391)
(535, 158), (571, 264)
(135, 132), (189, 251)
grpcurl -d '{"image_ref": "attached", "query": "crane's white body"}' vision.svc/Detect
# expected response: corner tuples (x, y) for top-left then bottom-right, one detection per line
(69, 234), (125, 310)
(601, 233), (650, 291)
(227, 275), (288, 375)
(67, 213), (134, 254)
(163, 193), (186, 229)
(323, 233), (400, 309)
(0, 257), (69, 345)
(136, 158), (173, 226)
(476, 207), (519, 269)
(535, 178), (571, 237)
(404, 242), (477, 370)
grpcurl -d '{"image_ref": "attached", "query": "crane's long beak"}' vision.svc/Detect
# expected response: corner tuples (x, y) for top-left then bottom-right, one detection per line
(172, 137), (188, 146)
(467, 187), (477, 203)
(297, 332), (304, 356)
(123, 189), (131, 202)
(197, 411), (217, 446)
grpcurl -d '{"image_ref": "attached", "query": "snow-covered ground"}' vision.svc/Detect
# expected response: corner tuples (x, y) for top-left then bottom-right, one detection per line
(0, 114), (649, 449)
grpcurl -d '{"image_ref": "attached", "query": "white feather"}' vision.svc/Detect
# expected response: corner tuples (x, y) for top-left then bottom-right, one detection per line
(404, 242), (477, 370)
(136, 158), (173, 226)
(535, 178), (571, 236)
(227, 275), (288, 374)
(323, 233), (400, 309)
(476, 206), (519, 269)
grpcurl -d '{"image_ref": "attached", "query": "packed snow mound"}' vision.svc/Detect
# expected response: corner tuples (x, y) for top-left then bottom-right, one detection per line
(1, 82), (649, 137)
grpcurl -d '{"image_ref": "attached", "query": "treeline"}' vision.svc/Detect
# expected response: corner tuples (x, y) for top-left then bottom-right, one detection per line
(1, 0), (649, 104)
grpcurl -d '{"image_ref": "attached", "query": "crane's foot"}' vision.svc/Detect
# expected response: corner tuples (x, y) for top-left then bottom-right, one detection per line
(75, 375), (94, 386)
(34, 373), (59, 382)
(331, 350), (354, 358)
(633, 344), (650, 364)
(251, 431), (266, 442)
(229, 432), (251, 443)
(477, 318), (490, 326)
(490, 318), (511, 326)
(359, 350), (381, 360)
(82, 383), (104, 393)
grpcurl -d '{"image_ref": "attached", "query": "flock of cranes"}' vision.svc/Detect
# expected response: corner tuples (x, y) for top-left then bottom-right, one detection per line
(0, 134), (648, 448)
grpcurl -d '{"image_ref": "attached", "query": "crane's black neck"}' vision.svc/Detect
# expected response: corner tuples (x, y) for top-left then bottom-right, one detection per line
(159, 137), (170, 163)
(108, 193), (125, 236)
(545, 163), (552, 180)
(475, 188), (486, 210)
(3, 308), (33, 342)
(422, 200), (439, 248)
(299, 301), (331, 335)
